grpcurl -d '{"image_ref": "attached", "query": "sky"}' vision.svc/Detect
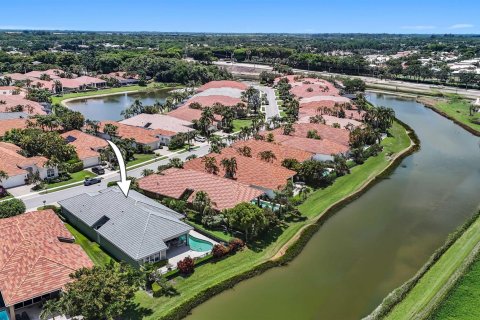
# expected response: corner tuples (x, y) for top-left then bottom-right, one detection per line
(1, 0), (479, 34)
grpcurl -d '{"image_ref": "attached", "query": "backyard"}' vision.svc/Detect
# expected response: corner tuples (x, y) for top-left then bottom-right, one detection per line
(65, 223), (113, 266)
(129, 120), (413, 319)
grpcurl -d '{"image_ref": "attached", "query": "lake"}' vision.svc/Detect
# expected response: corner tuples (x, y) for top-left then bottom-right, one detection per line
(66, 89), (173, 121)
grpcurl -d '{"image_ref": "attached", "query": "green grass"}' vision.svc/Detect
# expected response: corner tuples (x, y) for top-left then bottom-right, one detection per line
(186, 219), (233, 242)
(51, 82), (180, 105)
(432, 99), (480, 134)
(130, 121), (411, 319)
(126, 153), (157, 168)
(45, 170), (96, 189)
(431, 255), (480, 319)
(65, 223), (113, 266)
(386, 215), (480, 320)
(232, 119), (253, 132)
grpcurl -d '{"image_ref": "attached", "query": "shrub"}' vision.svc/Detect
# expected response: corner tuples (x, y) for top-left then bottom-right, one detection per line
(152, 277), (178, 297)
(67, 161), (84, 173)
(228, 238), (245, 253)
(107, 181), (117, 187)
(212, 244), (230, 259)
(177, 256), (195, 275)
(37, 205), (61, 214)
(0, 198), (26, 218)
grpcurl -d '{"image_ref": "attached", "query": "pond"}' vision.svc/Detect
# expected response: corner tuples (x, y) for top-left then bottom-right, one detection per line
(65, 89), (173, 121)
(186, 93), (480, 320)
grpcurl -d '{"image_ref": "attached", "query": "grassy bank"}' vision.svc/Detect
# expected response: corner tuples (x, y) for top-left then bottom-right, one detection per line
(420, 97), (480, 136)
(130, 120), (413, 319)
(369, 211), (480, 320)
(52, 82), (180, 105)
(431, 252), (480, 319)
(232, 119), (253, 132)
(45, 170), (96, 189)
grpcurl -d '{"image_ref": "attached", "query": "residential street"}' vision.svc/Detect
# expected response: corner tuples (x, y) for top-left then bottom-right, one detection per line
(255, 84), (280, 121)
(19, 144), (210, 210)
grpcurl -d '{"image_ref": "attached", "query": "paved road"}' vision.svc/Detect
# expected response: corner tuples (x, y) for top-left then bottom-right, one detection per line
(215, 61), (480, 100)
(255, 84), (279, 121)
(21, 144), (210, 210)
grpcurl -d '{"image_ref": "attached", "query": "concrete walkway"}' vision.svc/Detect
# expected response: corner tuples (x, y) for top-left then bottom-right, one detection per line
(254, 84), (279, 121)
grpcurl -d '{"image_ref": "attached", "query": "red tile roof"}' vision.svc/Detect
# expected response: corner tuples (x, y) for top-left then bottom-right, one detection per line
(168, 105), (222, 123)
(184, 148), (296, 190)
(184, 95), (242, 108)
(231, 139), (313, 166)
(99, 121), (176, 144)
(0, 210), (93, 306)
(138, 168), (264, 211)
(61, 130), (108, 160)
(273, 135), (349, 155)
(197, 80), (248, 92)
(0, 118), (28, 137)
(0, 142), (48, 176)
(268, 123), (350, 147)
(0, 95), (46, 115)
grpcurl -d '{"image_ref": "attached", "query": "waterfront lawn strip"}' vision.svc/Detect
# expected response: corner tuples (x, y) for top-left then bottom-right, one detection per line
(432, 99), (480, 134)
(385, 215), (480, 320)
(66, 223), (113, 266)
(132, 121), (411, 319)
(431, 254), (480, 320)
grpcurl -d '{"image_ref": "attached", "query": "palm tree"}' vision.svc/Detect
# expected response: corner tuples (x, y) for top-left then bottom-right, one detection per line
(332, 154), (350, 176)
(141, 169), (155, 177)
(192, 191), (215, 216)
(169, 158), (184, 168)
(103, 123), (118, 138)
(0, 170), (8, 185)
(258, 150), (277, 163)
(237, 146), (252, 157)
(53, 80), (62, 93)
(283, 122), (295, 135)
(220, 157), (237, 179)
(202, 156), (219, 174)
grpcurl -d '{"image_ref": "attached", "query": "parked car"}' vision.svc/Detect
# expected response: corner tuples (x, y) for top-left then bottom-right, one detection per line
(84, 177), (101, 186)
(195, 135), (207, 142)
(91, 166), (105, 175)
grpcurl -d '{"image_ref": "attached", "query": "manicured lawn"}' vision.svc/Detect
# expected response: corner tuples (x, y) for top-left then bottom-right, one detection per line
(386, 215), (480, 320)
(432, 99), (480, 134)
(186, 219), (233, 242)
(51, 82), (180, 105)
(130, 121), (412, 319)
(65, 223), (113, 266)
(45, 170), (96, 189)
(126, 153), (157, 168)
(431, 255), (480, 320)
(232, 119), (253, 132)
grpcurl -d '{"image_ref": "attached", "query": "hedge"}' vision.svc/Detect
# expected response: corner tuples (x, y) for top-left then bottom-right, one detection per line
(0, 198), (26, 218)
(159, 119), (420, 320)
(67, 161), (84, 173)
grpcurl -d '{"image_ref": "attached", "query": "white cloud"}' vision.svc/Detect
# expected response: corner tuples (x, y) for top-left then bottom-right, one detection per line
(401, 25), (436, 30)
(449, 23), (474, 29)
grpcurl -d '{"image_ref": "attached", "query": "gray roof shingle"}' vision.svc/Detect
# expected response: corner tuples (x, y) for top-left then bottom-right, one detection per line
(58, 187), (192, 260)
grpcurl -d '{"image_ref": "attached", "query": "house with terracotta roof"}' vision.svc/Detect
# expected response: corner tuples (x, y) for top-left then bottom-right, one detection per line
(61, 130), (108, 168)
(263, 123), (351, 161)
(0, 118), (29, 137)
(0, 210), (93, 320)
(168, 105), (223, 127)
(120, 113), (195, 134)
(0, 142), (58, 188)
(231, 139), (313, 166)
(183, 148), (296, 198)
(74, 76), (107, 89)
(0, 86), (20, 95)
(98, 121), (175, 149)
(0, 95), (46, 115)
(138, 168), (265, 211)
(197, 80), (248, 92)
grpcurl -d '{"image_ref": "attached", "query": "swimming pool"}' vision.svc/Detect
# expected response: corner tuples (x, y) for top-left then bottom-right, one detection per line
(0, 310), (9, 320)
(188, 235), (213, 252)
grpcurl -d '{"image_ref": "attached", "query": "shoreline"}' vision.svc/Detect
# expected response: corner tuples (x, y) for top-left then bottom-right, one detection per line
(163, 120), (418, 320)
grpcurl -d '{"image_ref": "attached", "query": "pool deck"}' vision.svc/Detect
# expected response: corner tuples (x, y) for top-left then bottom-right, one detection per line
(160, 230), (217, 274)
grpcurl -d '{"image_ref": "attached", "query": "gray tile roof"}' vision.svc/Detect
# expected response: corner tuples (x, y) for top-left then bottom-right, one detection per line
(58, 187), (192, 261)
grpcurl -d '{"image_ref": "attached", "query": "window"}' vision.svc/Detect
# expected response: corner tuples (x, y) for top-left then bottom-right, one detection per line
(47, 169), (55, 178)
